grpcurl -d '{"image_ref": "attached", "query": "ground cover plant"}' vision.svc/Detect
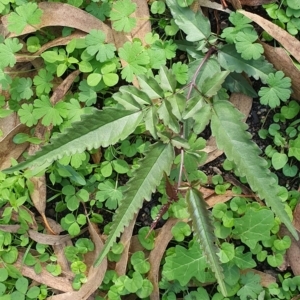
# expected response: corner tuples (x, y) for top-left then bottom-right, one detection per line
(0, 0), (300, 299)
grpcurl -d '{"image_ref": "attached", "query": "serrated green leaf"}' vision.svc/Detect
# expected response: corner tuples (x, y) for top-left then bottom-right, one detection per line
(183, 95), (205, 120)
(186, 188), (227, 296)
(218, 44), (275, 84)
(157, 100), (180, 133)
(113, 91), (142, 110)
(166, 0), (210, 41)
(119, 86), (151, 105)
(144, 106), (158, 139)
(3, 109), (143, 174)
(159, 66), (177, 92)
(137, 75), (164, 99)
(94, 142), (174, 266)
(224, 72), (258, 98)
(211, 100), (298, 240)
(166, 93), (186, 120)
(201, 71), (230, 98)
(192, 104), (212, 134)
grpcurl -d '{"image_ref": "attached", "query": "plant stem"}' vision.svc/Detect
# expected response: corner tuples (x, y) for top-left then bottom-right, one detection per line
(177, 46), (216, 190)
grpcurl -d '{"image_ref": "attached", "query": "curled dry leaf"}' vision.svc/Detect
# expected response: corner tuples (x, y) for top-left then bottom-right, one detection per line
(203, 93), (252, 164)
(115, 215), (137, 276)
(199, 0), (232, 13)
(50, 69), (81, 106)
(262, 42), (300, 101)
(239, 10), (300, 64)
(206, 190), (235, 207)
(29, 176), (56, 234)
(0, 122), (30, 170)
(1, 2), (113, 41)
(47, 221), (107, 300)
(148, 218), (179, 300)
(280, 225), (300, 276)
(227, 0), (275, 5)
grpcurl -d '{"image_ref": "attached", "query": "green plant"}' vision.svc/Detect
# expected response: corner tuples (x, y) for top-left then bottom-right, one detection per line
(3, 1), (299, 296)
(1, 0), (300, 298)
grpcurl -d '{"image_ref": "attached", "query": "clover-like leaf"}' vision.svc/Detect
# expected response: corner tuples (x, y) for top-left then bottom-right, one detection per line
(110, 0), (136, 32)
(10, 77), (33, 101)
(33, 69), (54, 96)
(235, 28), (263, 60)
(85, 30), (116, 63)
(118, 41), (150, 82)
(258, 71), (292, 108)
(0, 38), (23, 69)
(7, 3), (43, 34)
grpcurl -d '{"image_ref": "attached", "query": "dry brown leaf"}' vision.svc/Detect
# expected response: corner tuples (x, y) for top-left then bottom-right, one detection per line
(226, 0), (242, 9)
(1, 2), (113, 41)
(293, 203), (300, 232)
(48, 221), (107, 300)
(0, 123), (30, 170)
(280, 225), (300, 275)
(148, 218), (179, 300)
(29, 230), (73, 245)
(29, 176), (56, 234)
(203, 93), (252, 164)
(130, 0), (152, 43)
(228, 0), (275, 5)
(115, 215), (137, 276)
(262, 42), (300, 101)
(242, 0), (275, 4)
(50, 69), (81, 105)
(239, 10), (300, 63)
(198, 0), (232, 12)
(206, 190), (235, 207)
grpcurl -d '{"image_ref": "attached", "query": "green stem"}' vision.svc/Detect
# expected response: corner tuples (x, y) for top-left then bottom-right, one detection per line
(177, 46), (216, 189)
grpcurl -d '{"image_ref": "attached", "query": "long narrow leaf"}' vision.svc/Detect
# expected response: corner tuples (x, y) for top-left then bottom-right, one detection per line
(3, 108), (143, 173)
(186, 188), (227, 296)
(211, 100), (298, 240)
(94, 142), (175, 266)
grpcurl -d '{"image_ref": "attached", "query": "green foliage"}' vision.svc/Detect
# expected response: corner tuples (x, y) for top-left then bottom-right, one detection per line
(85, 30), (116, 62)
(0, 38), (23, 69)
(186, 188), (226, 296)
(1, 0), (299, 298)
(94, 142), (174, 265)
(110, 0), (136, 32)
(259, 71), (292, 108)
(118, 41), (150, 82)
(211, 100), (297, 240)
(162, 242), (209, 286)
(7, 3), (43, 34)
